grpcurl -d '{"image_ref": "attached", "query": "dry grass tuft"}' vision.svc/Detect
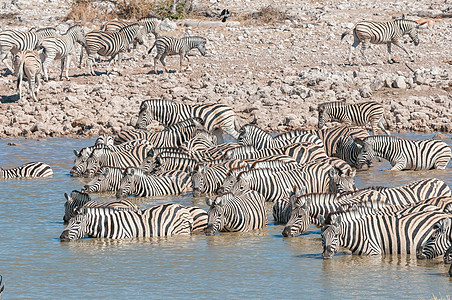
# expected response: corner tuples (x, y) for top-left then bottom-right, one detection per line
(238, 5), (291, 25)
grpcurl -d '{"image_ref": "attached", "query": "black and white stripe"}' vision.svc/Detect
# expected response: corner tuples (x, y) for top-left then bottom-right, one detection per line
(204, 190), (267, 235)
(12, 50), (42, 101)
(60, 203), (194, 241)
(341, 19), (420, 64)
(148, 35), (206, 73)
(318, 101), (390, 136)
(116, 167), (191, 198)
(355, 136), (452, 170)
(0, 27), (57, 73)
(82, 166), (126, 193)
(136, 99), (241, 141)
(63, 190), (138, 222)
(0, 162), (53, 179)
(83, 23), (145, 75)
(38, 25), (85, 81)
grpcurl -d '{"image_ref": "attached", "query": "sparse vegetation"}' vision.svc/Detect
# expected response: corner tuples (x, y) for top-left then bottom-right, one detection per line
(65, 0), (194, 24)
(238, 5), (291, 25)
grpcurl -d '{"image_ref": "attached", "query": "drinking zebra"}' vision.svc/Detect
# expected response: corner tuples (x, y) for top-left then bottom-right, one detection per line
(204, 190), (266, 235)
(37, 25), (85, 81)
(341, 18), (421, 64)
(318, 101), (390, 136)
(365, 178), (451, 206)
(335, 135), (365, 168)
(355, 136), (451, 170)
(82, 166), (126, 193)
(63, 190), (138, 222)
(148, 36), (206, 73)
(321, 208), (451, 258)
(135, 99), (241, 141)
(417, 218), (451, 260)
(116, 168), (191, 198)
(237, 124), (324, 149)
(445, 245), (452, 264)
(0, 162), (53, 179)
(82, 23), (145, 75)
(0, 27), (57, 73)
(60, 203), (194, 241)
(12, 50), (42, 101)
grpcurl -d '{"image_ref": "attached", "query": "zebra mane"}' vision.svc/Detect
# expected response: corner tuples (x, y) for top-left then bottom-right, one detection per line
(236, 167), (275, 181)
(324, 205), (376, 225)
(84, 206), (141, 215)
(318, 100), (347, 109)
(226, 165), (248, 176)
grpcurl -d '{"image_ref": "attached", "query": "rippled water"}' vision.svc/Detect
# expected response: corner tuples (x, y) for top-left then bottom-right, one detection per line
(0, 133), (451, 299)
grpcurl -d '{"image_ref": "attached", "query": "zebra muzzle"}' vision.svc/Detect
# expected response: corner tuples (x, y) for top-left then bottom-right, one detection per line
(416, 245), (427, 259)
(60, 230), (70, 242)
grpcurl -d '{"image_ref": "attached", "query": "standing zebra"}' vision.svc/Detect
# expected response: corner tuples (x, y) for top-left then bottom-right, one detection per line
(37, 25), (85, 81)
(318, 101), (390, 136)
(136, 99), (241, 141)
(101, 17), (160, 38)
(63, 190), (138, 222)
(321, 208), (451, 258)
(204, 190), (267, 235)
(116, 168), (191, 198)
(83, 24), (145, 75)
(148, 36), (206, 73)
(341, 18), (421, 64)
(237, 124), (324, 149)
(0, 162), (53, 178)
(355, 136), (451, 170)
(0, 27), (57, 73)
(12, 50), (42, 101)
(60, 203), (194, 241)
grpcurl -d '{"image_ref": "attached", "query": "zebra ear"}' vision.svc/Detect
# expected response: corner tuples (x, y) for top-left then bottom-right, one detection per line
(437, 218), (451, 231)
(146, 148), (155, 158)
(103, 167), (110, 176)
(354, 138), (365, 147)
(328, 167), (338, 178)
(205, 196), (213, 206)
(73, 149), (80, 157)
(64, 192), (71, 202)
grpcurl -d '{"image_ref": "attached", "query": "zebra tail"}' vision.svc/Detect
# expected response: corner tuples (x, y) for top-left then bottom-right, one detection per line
(16, 59), (25, 90)
(341, 30), (350, 41)
(147, 43), (156, 54)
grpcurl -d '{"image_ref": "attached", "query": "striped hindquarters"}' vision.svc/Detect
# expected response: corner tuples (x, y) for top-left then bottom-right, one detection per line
(1, 162), (53, 179)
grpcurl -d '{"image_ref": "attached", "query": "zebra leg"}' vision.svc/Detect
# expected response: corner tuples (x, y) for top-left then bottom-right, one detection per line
(87, 54), (96, 76)
(42, 53), (55, 82)
(378, 119), (391, 136)
(392, 40), (414, 62)
(36, 72), (41, 95)
(184, 54), (191, 71)
(0, 50), (14, 74)
(160, 53), (169, 73)
(63, 55), (71, 81)
(360, 41), (371, 65)
(179, 53), (184, 72)
(386, 42), (395, 64)
(390, 160), (406, 171)
(348, 38), (360, 65)
(29, 76), (37, 101)
(153, 54), (160, 74)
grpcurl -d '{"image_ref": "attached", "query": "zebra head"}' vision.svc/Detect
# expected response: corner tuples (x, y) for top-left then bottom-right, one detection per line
(282, 186), (310, 237)
(116, 167), (140, 198)
(204, 196), (227, 236)
(216, 171), (238, 195)
(228, 172), (251, 196)
(355, 138), (375, 169)
(321, 214), (342, 259)
(135, 100), (154, 129)
(396, 19), (420, 46)
(82, 166), (112, 193)
(70, 148), (92, 177)
(60, 208), (89, 242)
(317, 104), (330, 130)
(328, 168), (357, 195)
(63, 190), (91, 223)
(417, 218), (452, 260)
(139, 149), (157, 174)
(192, 164), (209, 197)
(238, 125), (271, 149)
(193, 36), (207, 56)
(444, 245), (452, 264)
(95, 134), (114, 146)
(85, 155), (100, 178)
(67, 24), (86, 46)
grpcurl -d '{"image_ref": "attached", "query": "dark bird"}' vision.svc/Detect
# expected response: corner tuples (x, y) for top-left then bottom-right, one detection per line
(220, 9), (230, 22)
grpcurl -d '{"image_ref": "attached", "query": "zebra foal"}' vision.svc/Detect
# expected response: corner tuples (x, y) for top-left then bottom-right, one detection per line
(0, 162), (53, 179)
(148, 36), (206, 73)
(318, 101), (390, 136)
(38, 25), (85, 81)
(12, 50), (42, 101)
(341, 19), (421, 64)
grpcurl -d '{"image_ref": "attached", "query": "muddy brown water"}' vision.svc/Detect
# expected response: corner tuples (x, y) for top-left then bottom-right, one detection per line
(0, 132), (451, 298)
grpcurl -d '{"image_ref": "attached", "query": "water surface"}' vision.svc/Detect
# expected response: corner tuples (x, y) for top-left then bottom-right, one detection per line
(0, 133), (451, 299)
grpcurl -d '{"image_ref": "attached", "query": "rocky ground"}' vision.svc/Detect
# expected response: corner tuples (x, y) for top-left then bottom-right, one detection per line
(0, 0), (451, 139)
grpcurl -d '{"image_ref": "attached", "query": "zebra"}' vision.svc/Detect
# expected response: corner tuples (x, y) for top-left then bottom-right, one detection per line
(204, 190), (267, 235)
(140, 153), (200, 174)
(318, 101), (390, 136)
(237, 124), (324, 149)
(280, 189), (388, 237)
(224, 142), (328, 165)
(181, 130), (218, 152)
(445, 244), (452, 264)
(0, 162), (53, 179)
(417, 218), (451, 260)
(114, 118), (205, 148)
(82, 166), (126, 193)
(148, 36), (206, 73)
(341, 18), (421, 64)
(185, 206), (208, 233)
(12, 50), (42, 101)
(82, 23), (145, 75)
(321, 208), (451, 258)
(135, 99), (241, 141)
(0, 27), (57, 73)
(192, 159), (251, 197)
(95, 134), (115, 146)
(60, 203), (194, 241)
(365, 178), (451, 206)
(101, 17), (160, 39)
(63, 190), (138, 222)
(275, 125), (369, 157)
(116, 167), (191, 198)
(335, 135), (366, 168)
(355, 136), (452, 170)
(37, 25), (85, 81)
(84, 143), (154, 177)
